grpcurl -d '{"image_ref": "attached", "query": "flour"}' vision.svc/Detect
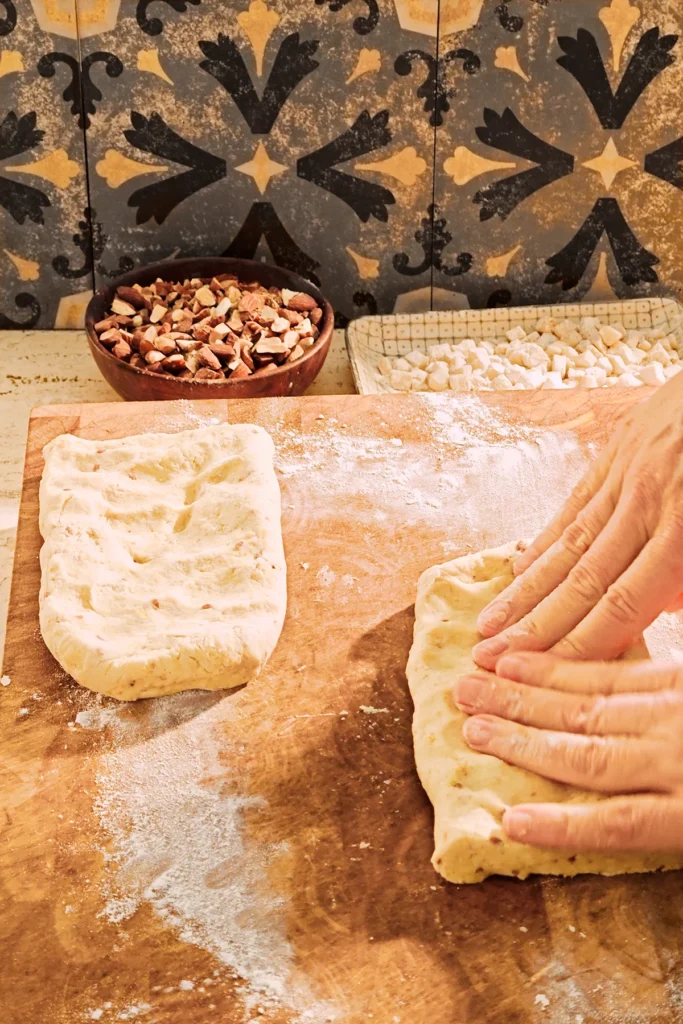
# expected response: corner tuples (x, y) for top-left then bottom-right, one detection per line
(645, 612), (683, 661)
(272, 393), (586, 532)
(316, 565), (336, 586)
(94, 700), (338, 1023)
(75, 707), (120, 730)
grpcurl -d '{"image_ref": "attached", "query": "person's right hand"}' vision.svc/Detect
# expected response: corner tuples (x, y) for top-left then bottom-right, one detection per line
(472, 369), (683, 672)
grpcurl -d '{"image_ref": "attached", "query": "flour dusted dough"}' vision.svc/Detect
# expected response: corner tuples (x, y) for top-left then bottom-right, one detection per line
(39, 422), (286, 700)
(407, 542), (683, 883)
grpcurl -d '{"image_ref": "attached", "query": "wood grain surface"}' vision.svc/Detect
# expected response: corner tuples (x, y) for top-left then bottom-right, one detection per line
(3, 390), (683, 1024)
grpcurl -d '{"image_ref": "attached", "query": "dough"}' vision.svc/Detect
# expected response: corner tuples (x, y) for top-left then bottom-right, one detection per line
(407, 542), (683, 883)
(39, 422), (286, 701)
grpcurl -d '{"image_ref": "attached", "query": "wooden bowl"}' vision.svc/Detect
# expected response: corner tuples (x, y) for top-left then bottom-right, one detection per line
(85, 257), (334, 401)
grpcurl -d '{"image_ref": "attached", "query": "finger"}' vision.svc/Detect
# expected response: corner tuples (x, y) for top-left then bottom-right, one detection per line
(503, 797), (683, 852)
(553, 526), (683, 661)
(477, 486), (618, 638)
(462, 714), (663, 793)
(454, 670), (683, 734)
(475, 502), (645, 668)
(494, 652), (682, 695)
(512, 452), (615, 577)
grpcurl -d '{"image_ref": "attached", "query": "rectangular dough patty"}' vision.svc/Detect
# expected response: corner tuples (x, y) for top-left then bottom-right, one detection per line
(39, 422), (286, 701)
(407, 542), (683, 883)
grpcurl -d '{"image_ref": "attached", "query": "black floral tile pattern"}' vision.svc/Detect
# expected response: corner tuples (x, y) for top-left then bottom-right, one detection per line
(78, 0), (436, 325)
(431, 0), (683, 308)
(0, 0), (91, 328)
(0, 0), (682, 328)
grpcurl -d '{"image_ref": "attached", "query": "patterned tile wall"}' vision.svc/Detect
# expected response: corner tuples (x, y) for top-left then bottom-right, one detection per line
(0, 0), (681, 328)
(0, 0), (91, 328)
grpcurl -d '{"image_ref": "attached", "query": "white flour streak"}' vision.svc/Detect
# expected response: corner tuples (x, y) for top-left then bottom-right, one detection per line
(316, 564), (336, 586)
(75, 707), (120, 730)
(94, 703), (337, 1022)
(645, 612), (683, 661)
(451, 432), (589, 547)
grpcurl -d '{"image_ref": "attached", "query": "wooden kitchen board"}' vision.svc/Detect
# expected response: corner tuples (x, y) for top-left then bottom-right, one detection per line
(3, 390), (683, 1024)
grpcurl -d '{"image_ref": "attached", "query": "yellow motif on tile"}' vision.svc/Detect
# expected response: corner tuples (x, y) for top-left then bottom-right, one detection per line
(393, 0), (484, 38)
(444, 146), (516, 186)
(346, 48), (381, 84)
(394, 287), (470, 313)
(236, 142), (287, 194)
(4, 250), (39, 281)
(96, 149), (168, 188)
(440, 0), (485, 37)
(583, 252), (619, 300)
(486, 245), (521, 277)
(54, 288), (93, 329)
(599, 0), (641, 72)
(29, 0), (121, 40)
(237, 0), (280, 78)
(346, 247), (380, 279)
(137, 49), (173, 85)
(355, 147), (427, 188)
(0, 51), (24, 78)
(494, 46), (529, 81)
(392, 0), (436, 36)
(5, 149), (80, 189)
(582, 137), (636, 190)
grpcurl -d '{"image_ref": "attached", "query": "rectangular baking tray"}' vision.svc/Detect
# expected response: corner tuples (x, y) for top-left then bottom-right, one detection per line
(345, 298), (683, 395)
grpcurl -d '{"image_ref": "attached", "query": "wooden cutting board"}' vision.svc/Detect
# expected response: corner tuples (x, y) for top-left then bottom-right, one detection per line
(3, 391), (683, 1024)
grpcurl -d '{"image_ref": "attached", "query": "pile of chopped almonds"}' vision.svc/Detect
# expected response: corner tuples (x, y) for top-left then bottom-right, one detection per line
(93, 275), (324, 381)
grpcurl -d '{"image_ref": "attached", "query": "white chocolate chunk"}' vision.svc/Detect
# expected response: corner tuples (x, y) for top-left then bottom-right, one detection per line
(405, 349), (429, 369)
(390, 369), (413, 391)
(637, 362), (666, 386)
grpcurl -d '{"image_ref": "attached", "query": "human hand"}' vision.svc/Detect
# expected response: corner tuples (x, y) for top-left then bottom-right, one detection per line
(455, 652), (683, 851)
(472, 370), (683, 671)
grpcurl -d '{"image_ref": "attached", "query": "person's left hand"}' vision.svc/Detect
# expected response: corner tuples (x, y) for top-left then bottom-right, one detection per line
(454, 652), (683, 851)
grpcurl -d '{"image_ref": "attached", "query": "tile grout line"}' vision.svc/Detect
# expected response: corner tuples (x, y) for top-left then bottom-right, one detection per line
(73, 0), (97, 298)
(430, 0), (442, 313)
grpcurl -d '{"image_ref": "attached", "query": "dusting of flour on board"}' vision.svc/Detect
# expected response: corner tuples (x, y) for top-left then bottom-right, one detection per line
(94, 698), (339, 1024)
(272, 394), (590, 542)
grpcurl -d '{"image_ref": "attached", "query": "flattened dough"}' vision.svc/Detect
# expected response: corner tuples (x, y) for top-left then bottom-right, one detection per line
(407, 542), (683, 883)
(40, 422), (286, 701)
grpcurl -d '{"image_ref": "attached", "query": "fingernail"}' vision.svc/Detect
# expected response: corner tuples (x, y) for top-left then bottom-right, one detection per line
(473, 636), (509, 667)
(477, 606), (508, 635)
(504, 808), (533, 841)
(463, 716), (495, 747)
(454, 675), (488, 711)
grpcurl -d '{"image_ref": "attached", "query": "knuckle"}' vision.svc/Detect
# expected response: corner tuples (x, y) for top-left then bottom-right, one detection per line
(558, 696), (607, 734)
(561, 516), (595, 559)
(503, 686), (526, 722)
(555, 632), (590, 660)
(583, 695), (610, 734)
(603, 582), (640, 627)
(628, 470), (659, 512)
(512, 615), (544, 646)
(566, 737), (612, 781)
(569, 477), (594, 511)
(565, 558), (607, 606)
(661, 508), (683, 541)
(597, 803), (642, 848)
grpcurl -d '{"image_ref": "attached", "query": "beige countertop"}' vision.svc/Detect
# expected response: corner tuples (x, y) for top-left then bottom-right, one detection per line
(0, 328), (354, 660)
